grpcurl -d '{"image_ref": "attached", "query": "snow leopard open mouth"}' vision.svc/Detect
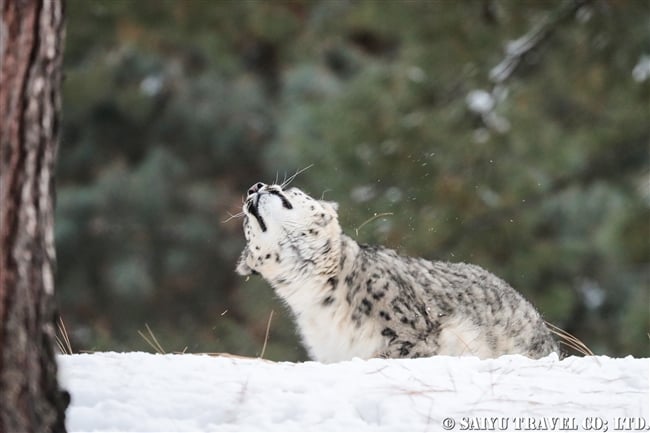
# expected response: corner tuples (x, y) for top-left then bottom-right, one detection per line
(246, 189), (293, 232)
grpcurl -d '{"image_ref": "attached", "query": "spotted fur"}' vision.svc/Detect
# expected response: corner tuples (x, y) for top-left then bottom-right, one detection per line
(237, 183), (558, 363)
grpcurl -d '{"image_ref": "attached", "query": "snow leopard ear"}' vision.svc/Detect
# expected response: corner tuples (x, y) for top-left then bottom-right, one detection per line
(236, 246), (253, 276)
(321, 200), (339, 213)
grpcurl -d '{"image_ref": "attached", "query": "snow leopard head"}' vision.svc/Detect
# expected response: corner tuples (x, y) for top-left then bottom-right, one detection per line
(236, 183), (341, 283)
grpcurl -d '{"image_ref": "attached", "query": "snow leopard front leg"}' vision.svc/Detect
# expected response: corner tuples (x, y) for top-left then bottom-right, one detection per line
(375, 332), (438, 359)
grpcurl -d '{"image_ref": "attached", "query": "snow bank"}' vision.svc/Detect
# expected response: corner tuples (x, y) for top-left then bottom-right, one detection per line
(58, 352), (648, 432)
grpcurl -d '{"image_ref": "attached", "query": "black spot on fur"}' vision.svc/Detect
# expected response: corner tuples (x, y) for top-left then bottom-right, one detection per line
(399, 341), (414, 356)
(381, 327), (397, 342)
(322, 296), (335, 306)
(437, 301), (454, 315)
(409, 319), (417, 330)
(359, 298), (372, 315)
(379, 311), (391, 321)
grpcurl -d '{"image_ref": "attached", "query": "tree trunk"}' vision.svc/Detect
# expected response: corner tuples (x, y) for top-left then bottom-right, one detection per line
(0, 0), (68, 432)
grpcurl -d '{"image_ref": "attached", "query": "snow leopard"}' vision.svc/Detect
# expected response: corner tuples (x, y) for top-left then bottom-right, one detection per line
(236, 182), (558, 363)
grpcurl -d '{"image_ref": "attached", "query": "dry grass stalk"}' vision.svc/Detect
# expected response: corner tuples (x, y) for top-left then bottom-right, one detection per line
(55, 316), (73, 355)
(355, 212), (393, 237)
(260, 309), (274, 359)
(138, 323), (166, 354)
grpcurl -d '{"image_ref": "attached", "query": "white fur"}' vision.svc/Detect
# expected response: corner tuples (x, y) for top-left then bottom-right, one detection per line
(437, 317), (493, 358)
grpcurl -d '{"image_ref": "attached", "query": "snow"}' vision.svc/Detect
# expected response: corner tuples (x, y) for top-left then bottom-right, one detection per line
(466, 90), (495, 114)
(58, 352), (649, 432)
(140, 75), (163, 96)
(407, 66), (426, 83)
(632, 55), (650, 83)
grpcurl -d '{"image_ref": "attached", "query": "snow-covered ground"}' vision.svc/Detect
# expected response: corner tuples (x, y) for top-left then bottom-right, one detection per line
(59, 352), (648, 432)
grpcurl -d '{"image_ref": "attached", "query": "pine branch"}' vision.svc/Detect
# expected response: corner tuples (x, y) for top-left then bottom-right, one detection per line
(489, 0), (592, 85)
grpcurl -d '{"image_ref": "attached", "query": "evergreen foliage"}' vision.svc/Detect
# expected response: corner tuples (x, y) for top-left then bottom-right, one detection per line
(57, 0), (649, 358)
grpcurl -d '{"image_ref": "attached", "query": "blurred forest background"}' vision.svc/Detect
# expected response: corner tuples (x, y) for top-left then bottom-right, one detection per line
(56, 0), (649, 360)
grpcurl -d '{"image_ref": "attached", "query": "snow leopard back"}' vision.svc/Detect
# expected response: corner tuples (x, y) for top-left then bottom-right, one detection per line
(336, 242), (558, 360)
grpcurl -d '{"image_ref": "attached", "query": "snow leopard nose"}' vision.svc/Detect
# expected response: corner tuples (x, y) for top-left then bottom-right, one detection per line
(247, 182), (266, 196)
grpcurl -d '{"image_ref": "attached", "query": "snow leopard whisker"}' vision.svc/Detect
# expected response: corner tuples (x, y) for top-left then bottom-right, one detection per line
(280, 164), (314, 190)
(223, 211), (246, 223)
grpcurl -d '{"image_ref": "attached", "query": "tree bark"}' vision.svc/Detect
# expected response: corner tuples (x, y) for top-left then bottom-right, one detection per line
(0, 0), (68, 432)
